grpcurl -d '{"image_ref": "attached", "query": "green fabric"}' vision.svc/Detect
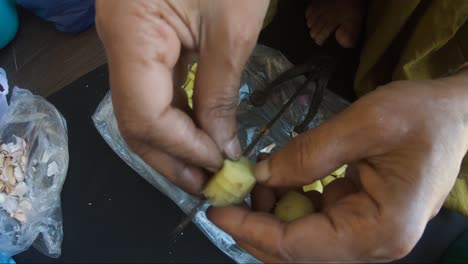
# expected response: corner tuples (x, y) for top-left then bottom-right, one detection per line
(355, 0), (468, 94)
(354, 0), (468, 217)
(354, 1), (421, 95)
(263, 0), (278, 29)
(393, 0), (468, 81)
(445, 157), (468, 217)
(443, 232), (468, 264)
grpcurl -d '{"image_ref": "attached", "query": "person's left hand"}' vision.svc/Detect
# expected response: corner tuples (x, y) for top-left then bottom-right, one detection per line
(207, 71), (468, 263)
(95, 0), (269, 194)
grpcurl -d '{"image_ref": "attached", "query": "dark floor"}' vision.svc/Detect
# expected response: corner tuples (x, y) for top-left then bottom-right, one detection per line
(0, 8), (106, 97)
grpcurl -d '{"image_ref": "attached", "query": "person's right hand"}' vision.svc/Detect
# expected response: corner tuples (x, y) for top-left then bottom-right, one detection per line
(95, 0), (269, 194)
(208, 72), (468, 262)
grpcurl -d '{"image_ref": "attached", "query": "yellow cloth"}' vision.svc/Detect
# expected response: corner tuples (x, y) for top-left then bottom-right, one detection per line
(355, 0), (468, 216)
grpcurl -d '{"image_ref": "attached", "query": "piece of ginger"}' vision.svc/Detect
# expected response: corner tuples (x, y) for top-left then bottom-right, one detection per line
(202, 157), (256, 207)
(274, 191), (315, 222)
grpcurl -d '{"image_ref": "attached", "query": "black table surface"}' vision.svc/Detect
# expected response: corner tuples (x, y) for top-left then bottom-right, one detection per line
(15, 1), (468, 263)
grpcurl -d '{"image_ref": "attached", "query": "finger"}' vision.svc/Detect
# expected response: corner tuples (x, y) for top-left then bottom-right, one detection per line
(109, 51), (224, 172)
(207, 205), (294, 261)
(314, 16), (338, 46)
(335, 23), (358, 49)
(253, 151), (273, 212)
(308, 12), (326, 38)
(237, 240), (283, 263)
(255, 99), (393, 187)
(322, 178), (358, 209)
(101, 4), (224, 171)
(303, 190), (323, 211)
(207, 195), (384, 262)
(116, 85), (224, 171)
(135, 143), (207, 195)
(305, 2), (315, 19)
(251, 184), (276, 212)
(274, 187), (300, 198)
(305, 2), (325, 29)
(194, 1), (269, 160)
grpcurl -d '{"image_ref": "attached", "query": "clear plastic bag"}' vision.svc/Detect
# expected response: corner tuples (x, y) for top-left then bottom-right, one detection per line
(0, 69), (69, 258)
(93, 45), (349, 263)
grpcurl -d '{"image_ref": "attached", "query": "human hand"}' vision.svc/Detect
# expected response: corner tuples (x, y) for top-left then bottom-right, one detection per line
(208, 72), (468, 262)
(95, 0), (269, 194)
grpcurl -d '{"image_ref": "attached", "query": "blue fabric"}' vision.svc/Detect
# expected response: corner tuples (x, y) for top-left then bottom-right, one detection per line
(16, 0), (95, 33)
(0, 253), (15, 264)
(0, 0), (19, 49)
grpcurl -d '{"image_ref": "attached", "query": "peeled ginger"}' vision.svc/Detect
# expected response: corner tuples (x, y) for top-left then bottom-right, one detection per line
(202, 157), (256, 207)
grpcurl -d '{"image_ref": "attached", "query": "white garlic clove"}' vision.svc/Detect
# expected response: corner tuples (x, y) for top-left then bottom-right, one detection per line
(0, 170), (6, 183)
(47, 161), (59, 177)
(4, 165), (16, 185)
(5, 182), (16, 194)
(2, 156), (10, 169)
(10, 151), (22, 163)
(260, 143), (276, 154)
(6, 143), (17, 153)
(0, 181), (4, 192)
(8, 136), (25, 153)
(10, 182), (28, 197)
(0, 154), (5, 168)
(0, 144), (8, 152)
(18, 199), (32, 213)
(12, 211), (26, 224)
(1, 196), (18, 214)
(41, 151), (52, 163)
(21, 155), (27, 170)
(0, 193), (6, 204)
(16, 136), (27, 152)
(14, 166), (24, 182)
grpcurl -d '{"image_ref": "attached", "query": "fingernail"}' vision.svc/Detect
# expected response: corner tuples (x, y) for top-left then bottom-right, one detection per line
(180, 167), (203, 194)
(206, 166), (219, 173)
(224, 137), (241, 160)
(255, 159), (271, 183)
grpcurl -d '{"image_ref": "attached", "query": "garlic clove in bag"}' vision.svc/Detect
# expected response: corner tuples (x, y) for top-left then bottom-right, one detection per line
(14, 166), (24, 182)
(18, 198), (32, 213)
(10, 182), (28, 197)
(12, 211), (26, 224)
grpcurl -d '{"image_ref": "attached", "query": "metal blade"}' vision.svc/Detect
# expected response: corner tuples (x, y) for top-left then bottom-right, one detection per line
(170, 200), (206, 239)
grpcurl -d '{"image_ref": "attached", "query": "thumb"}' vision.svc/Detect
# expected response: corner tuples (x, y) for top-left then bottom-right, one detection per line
(255, 101), (387, 187)
(193, 1), (268, 160)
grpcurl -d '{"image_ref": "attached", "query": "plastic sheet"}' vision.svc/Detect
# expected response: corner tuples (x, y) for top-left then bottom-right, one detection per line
(93, 45), (349, 263)
(0, 70), (68, 258)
